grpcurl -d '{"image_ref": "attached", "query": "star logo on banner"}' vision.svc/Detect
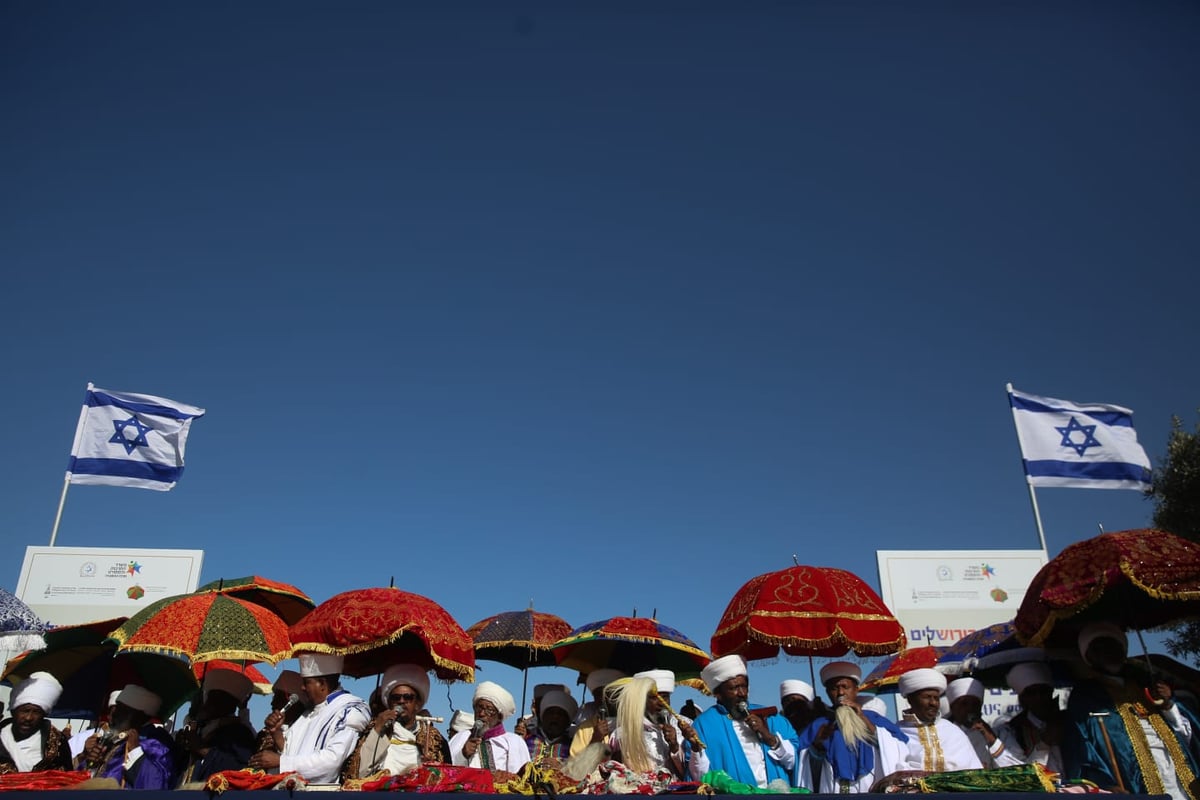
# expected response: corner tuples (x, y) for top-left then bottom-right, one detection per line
(109, 416), (152, 454)
(127, 561), (141, 576)
(1055, 415), (1101, 457)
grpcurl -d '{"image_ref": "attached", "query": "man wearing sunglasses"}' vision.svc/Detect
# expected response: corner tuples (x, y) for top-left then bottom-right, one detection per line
(348, 663), (449, 777)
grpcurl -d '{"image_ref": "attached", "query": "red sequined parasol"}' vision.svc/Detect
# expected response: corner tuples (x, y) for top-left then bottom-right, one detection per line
(860, 646), (948, 693)
(711, 565), (906, 660)
(288, 587), (474, 681)
(1015, 528), (1200, 647)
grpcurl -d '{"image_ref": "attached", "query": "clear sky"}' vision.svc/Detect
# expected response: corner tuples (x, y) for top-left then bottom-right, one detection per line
(4, 1), (1199, 724)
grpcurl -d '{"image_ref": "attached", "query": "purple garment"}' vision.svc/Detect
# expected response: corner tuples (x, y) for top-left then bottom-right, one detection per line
(97, 726), (181, 789)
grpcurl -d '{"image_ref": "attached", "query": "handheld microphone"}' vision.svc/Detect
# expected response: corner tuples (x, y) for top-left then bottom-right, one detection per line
(471, 720), (487, 738)
(280, 693), (302, 714)
(734, 701), (749, 719)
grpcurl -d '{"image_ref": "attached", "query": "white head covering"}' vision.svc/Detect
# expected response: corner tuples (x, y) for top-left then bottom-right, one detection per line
(634, 669), (676, 695)
(10, 671), (63, 713)
(380, 663), (431, 705)
(473, 681), (516, 719)
(819, 661), (861, 686)
(1078, 622), (1127, 661)
(701, 654), (747, 692)
(898, 668), (947, 697)
(945, 677), (984, 703)
(539, 689), (579, 720)
(107, 689), (122, 709)
(780, 679), (815, 703)
(202, 669), (253, 704)
(116, 684), (162, 716)
(1007, 662), (1054, 695)
(298, 652), (344, 677)
(585, 668), (626, 691)
(861, 695), (888, 716)
(449, 710), (475, 734)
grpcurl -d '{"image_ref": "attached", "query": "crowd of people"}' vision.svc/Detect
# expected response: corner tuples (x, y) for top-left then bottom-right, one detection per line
(1, 623), (1198, 797)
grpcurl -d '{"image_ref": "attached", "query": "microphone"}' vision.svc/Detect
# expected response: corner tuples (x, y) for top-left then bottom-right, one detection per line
(471, 720), (487, 739)
(734, 701), (749, 719)
(280, 693), (302, 715)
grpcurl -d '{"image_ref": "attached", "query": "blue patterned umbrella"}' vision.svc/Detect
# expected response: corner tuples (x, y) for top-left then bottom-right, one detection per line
(936, 620), (1041, 676)
(0, 588), (47, 652)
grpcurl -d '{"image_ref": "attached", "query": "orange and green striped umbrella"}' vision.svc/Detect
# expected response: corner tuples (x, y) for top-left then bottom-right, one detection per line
(196, 575), (315, 626)
(108, 592), (292, 665)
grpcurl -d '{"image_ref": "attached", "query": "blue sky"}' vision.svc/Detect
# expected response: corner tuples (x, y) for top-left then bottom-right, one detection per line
(4, 1), (1199, 724)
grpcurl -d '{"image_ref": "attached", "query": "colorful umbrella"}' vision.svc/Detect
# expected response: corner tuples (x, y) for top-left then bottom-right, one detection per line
(467, 608), (572, 670)
(3, 617), (197, 719)
(860, 646), (948, 693)
(108, 592), (292, 665)
(1015, 528), (1200, 647)
(196, 575), (315, 625)
(468, 607), (572, 714)
(0, 588), (47, 652)
(194, 660), (273, 695)
(711, 565), (906, 660)
(288, 587), (475, 681)
(551, 616), (711, 678)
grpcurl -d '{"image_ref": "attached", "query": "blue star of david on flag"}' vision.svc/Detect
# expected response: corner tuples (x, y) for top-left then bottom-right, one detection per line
(1054, 416), (1101, 457)
(1009, 387), (1152, 490)
(109, 415), (153, 454)
(66, 384), (206, 491)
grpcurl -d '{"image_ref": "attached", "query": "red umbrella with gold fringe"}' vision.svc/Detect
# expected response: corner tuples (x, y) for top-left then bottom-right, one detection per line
(711, 564), (906, 661)
(288, 587), (474, 681)
(1015, 528), (1200, 648)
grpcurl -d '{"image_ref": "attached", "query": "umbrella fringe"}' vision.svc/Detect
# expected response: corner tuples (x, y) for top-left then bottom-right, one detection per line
(475, 639), (554, 651)
(557, 633), (709, 658)
(292, 627), (475, 682)
(732, 628), (904, 657)
(1123, 564), (1200, 601)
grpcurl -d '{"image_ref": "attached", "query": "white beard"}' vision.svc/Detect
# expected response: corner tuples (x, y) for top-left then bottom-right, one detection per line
(835, 705), (875, 749)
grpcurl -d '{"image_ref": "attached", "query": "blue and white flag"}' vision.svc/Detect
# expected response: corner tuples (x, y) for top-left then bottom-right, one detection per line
(1008, 387), (1151, 490)
(66, 384), (206, 491)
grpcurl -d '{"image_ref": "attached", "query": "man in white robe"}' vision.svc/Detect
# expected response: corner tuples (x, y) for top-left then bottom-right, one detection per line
(993, 662), (1064, 775)
(897, 668), (982, 773)
(248, 653), (370, 783)
(449, 681), (531, 773)
(945, 677), (1021, 768)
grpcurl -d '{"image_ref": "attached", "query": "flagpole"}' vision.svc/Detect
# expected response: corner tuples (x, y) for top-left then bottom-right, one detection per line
(51, 383), (94, 547)
(1007, 383), (1049, 553)
(49, 475), (71, 547)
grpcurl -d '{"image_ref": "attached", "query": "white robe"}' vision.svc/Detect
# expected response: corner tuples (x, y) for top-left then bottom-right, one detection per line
(448, 730), (531, 773)
(797, 727), (909, 793)
(898, 717), (982, 772)
(279, 690), (371, 783)
(993, 712), (1063, 775)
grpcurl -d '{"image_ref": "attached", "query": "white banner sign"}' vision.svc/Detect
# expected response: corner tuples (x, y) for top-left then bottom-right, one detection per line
(16, 546), (204, 627)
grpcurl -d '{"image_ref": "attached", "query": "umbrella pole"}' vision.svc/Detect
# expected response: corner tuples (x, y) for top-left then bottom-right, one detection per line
(1134, 629), (1158, 682)
(809, 655), (815, 686)
(520, 669), (529, 718)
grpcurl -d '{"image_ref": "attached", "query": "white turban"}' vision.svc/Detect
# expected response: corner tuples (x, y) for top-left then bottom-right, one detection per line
(116, 684), (162, 716)
(634, 669), (676, 695)
(701, 654), (747, 692)
(449, 710), (475, 734)
(898, 668), (947, 697)
(819, 661), (861, 686)
(11, 672), (62, 714)
(298, 652), (344, 677)
(1078, 622), (1127, 661)
(202, 669), (253, 704)
(585, 669), (627, 691)
(861, 696), (888, 716)
(780, 680), (815, 703)
(380, 663), (431, 705)
(473, 681), (516, 719)
(539, 689), (579, 720)
(945, 677), (984, 704)
(1007, 662), (1053, 695)
(107, 689), (122, 709)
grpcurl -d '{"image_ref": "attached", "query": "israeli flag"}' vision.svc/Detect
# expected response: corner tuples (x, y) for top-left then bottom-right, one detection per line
(66, 384), (206, 491)
(1009, 387), (1151, 490)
